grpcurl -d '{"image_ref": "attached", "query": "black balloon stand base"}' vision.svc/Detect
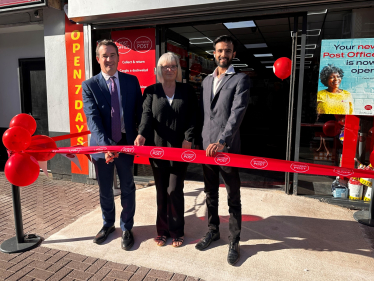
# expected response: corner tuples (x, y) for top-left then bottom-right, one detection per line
(0, 235), (42, 254)
(353, 210), (374, 227)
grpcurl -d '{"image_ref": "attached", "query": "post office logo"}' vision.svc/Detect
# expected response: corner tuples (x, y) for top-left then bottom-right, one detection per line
(116, 37), (132, 54)
(150, 148), (164, 159)
(94, 147), (108, 152)
(365, 105), (373, 110)
(121, 146), (135, 154)
(214, 153), (230, 165)
(181, 150), (196, 162)
(250, 158), (268, 169)
(69, 148), (82, 154)
(290, 163), (309, 173)
(134, 36), (152, 53)
(334, 168), (354, 177)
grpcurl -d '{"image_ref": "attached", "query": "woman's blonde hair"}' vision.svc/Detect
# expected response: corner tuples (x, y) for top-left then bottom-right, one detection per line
(156, 52), (183, 83)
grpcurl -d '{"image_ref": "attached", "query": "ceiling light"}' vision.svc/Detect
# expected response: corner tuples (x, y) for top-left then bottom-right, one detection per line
(205, 50), (214, 55)
(291, 29), (321, 37)
(307, 9), (327, 15)
(232, 58), (240, 61)
(240, 68), (254, 71)
(232, 64), (248, 67)
(223, 21), (256, 29)
(260, 60), (275, 64)
(190, 37), (212, 44)
(245, 43), (267, 49)
(254, 53), (273, 57)
(297, 44), (317, 50)
(265, 66), (273, 69)
(296, 54), (313, 58)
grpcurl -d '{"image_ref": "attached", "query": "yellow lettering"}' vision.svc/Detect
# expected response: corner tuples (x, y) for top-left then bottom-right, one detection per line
(71, 30), (80, 40)
(76, 125), (84, 132)
(75, 100), (83, 110)
(77, 137), (84, 145)
(75, 113), (83, 122)
(73, 43), (80, 53)
(73, 69), (81, 79)
(74, 56), (80, 66)
(75, 85), (81, 95)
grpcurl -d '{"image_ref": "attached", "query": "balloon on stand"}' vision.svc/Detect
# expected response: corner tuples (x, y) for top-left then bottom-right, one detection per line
(4, 153), (40, 186)
(323, 120), (342, 137)
(9, 113), (37, 135)
(273, 57), (292, 80)
(2, 126), (31, 151)
(27, 135), (57, 161)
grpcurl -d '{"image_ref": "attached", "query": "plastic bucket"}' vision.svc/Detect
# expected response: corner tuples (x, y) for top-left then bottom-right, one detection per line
(348, 182), (363, 200)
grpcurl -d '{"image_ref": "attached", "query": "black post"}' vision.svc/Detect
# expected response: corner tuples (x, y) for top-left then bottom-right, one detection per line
(12, 185), (25, 243)
(0, 184), (42, 253)
(353, 186), (374, 226)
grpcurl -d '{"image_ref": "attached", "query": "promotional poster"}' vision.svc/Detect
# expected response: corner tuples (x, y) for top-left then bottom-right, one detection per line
(317, 38), (374, 116)
(111, 28), (156, 94)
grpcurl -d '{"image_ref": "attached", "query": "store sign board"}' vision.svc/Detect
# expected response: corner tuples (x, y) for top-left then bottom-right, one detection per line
(64, 16), (89, 175)
(317, 38), (374, 116)
(0, 0), (41, 8)
(112, 28), (156, 94)
(112, 28), (156, 165)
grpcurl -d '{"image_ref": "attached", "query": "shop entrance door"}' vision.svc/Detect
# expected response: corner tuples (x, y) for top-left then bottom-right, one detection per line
(19, 58), (49, 136)
(161, 16), (302, 187)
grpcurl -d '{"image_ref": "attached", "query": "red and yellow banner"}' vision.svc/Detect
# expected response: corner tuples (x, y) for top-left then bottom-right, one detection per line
(65, 16), (89, 174)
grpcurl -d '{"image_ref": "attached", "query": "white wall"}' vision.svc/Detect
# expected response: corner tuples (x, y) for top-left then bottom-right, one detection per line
(0, 29), (45, 127)
(43, 7), (70, 133)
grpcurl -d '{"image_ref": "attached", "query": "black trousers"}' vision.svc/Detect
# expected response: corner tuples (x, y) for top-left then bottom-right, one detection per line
(202, 164), (241, 243)
(151, 162), (188, 238)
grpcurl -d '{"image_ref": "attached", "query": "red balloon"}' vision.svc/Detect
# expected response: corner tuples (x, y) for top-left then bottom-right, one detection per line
(2, 126), (31, 151)
(273, 57), (292, 80)
(370, 150), (374, 167)
(27, 135), (57, 161)
(323, 120), (342, 137)
(9, 114), (37, 135)
(4, 153), (40, 186)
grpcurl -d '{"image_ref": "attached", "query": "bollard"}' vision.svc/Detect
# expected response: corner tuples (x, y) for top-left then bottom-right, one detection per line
(0, 185), (42, 253)
(353, 184), (374, 226)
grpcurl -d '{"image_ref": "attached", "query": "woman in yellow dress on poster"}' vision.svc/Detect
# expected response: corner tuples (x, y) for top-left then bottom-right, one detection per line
(317, 64), (353, 115)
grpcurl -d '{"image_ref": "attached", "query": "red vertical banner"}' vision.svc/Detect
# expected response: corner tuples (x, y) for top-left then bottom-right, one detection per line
(112, 28), (156, 165)
(65, 16), (89, 174)
(111, 28), (156, 94)
(341, 115), (360, 168)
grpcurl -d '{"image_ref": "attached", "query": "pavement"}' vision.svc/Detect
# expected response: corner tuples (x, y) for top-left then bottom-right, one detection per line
(0, 172), (374, 281)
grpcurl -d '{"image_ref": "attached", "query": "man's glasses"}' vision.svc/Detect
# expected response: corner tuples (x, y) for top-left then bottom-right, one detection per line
(161, 65), (178, 70)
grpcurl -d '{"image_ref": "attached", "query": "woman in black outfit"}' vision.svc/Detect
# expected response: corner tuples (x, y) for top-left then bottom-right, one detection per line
(134, 52), (198, 247)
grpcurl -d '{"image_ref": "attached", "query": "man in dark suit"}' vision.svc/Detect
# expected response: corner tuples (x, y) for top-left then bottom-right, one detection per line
(82, 40), (142, 250)
(195, 35), (250, 265)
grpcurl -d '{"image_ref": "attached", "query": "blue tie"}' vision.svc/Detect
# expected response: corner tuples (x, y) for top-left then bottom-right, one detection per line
(109, 77), (122, 143)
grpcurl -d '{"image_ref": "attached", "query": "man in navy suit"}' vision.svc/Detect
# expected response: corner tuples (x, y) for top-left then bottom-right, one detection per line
(82, 40), (142, 250)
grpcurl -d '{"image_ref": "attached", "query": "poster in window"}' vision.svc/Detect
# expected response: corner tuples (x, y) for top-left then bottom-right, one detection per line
(317, 38), (374, 116)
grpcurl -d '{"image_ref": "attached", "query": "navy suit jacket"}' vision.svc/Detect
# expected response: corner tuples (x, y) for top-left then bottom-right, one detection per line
(82, 71), (143, 160)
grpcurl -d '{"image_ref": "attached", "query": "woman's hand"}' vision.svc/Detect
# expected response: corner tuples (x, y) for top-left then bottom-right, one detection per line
(182, 140), (192, 149)
(134, 135), (146, 146)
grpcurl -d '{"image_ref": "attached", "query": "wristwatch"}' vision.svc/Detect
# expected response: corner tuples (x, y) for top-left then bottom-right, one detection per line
(218, 139), (226, 147)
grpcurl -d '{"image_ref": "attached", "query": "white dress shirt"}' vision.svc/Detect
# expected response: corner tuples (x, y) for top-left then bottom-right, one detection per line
(101, 71), (126, 133)
(166, 94), (175, 105)
(212, 64), (235, 100)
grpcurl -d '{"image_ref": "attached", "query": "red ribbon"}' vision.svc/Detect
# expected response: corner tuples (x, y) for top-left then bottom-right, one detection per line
(25, 145), (374, 179)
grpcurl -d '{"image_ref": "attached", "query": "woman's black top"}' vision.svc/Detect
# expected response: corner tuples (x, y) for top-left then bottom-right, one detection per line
(138, 82), (198, 168)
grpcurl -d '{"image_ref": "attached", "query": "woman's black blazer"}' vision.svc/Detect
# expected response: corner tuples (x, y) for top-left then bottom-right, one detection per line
(138, 82), (198, 167)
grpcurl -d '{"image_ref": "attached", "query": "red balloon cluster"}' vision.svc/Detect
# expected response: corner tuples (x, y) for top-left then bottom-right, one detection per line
(2, 114), (57, 186)
(273, 57), (292, 80)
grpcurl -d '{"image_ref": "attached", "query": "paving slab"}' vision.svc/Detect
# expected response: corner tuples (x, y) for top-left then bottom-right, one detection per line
(41, 181), (374, 281)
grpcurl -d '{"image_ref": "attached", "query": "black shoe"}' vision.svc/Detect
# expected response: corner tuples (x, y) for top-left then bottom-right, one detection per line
(227, 241), (240, 265)
(93, 226), (115, 244)
(121, 230), (134, 251)
(195, 231), (220, 251)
